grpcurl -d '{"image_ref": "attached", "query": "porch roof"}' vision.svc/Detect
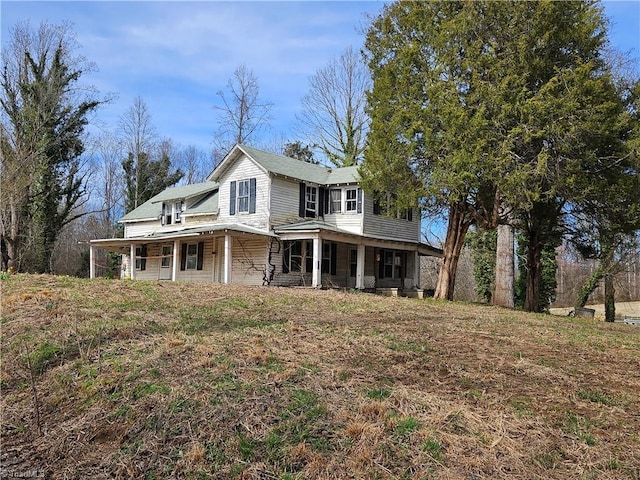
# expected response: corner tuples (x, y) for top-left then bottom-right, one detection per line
(274, 220), (443, 257)
(90, 223), (276, 249)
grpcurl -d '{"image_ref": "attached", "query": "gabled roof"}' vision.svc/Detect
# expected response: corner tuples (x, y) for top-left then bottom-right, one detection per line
(209, 144), (360, 186)
(119, 182), (219, 223)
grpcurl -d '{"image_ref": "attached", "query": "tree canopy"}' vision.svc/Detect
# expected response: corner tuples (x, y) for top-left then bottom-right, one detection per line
(1, 21), (104, 272)
(361, 0), (635, 308)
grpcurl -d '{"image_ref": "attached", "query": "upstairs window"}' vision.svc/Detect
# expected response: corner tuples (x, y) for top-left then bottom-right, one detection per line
(305, 186), (317, 217)
(345, 188), (358, 212)
(329, 189), (341, 213)
(238, 179), (250, 213)
(174, 201), (183, 223)
(229, 178), (256, 215)
(162, 201), (184, 225)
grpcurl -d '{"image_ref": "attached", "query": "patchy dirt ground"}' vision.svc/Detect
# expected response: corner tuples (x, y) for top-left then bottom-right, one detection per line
(1, 274), (639, 479)
(550, 301), (640, 320)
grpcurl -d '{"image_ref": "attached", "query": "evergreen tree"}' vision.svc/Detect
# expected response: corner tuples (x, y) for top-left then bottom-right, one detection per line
(1, 21), (104, 273)
(362, 1), (620, 308)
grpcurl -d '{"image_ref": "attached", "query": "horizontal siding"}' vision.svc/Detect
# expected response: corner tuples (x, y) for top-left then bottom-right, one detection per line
(325, 212), (362, 235)
(362, 195), (420, 242)
(270, 176), (303, 227)
(217, 155), (270, 230)
(231, 237), (268, 285)
(175, 238), (215, 283)
(125, 222), (158, 238)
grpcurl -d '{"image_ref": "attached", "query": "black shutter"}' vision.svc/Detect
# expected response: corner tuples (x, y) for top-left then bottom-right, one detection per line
(282, 241), (290, 273)
(229, 181), (237, 215)
(373, 197), (381, 215)
(318, 187), (325, 217)
(161, 204), (165, 225)
(357, 188), (363, 214)
(249, 178), (256, 214)
(140, 245), (147, 271)
(196, 241), (204, 270)
(299, 183), (306, 217)
(331, 242), (337, 276)
(180, 243), (187, 270)
(408, 208), (413, 222)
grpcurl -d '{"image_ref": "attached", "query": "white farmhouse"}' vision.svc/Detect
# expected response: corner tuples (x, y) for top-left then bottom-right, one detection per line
(90, 144), (441, 292)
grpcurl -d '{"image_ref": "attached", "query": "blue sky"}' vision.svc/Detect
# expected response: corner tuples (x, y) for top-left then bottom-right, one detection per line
(1, 1), (639, 156)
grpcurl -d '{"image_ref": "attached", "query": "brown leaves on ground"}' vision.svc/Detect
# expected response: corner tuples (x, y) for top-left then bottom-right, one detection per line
(1, 274), (639, 479)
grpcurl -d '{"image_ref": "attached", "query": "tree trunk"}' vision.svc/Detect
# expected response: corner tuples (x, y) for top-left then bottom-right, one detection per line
(493, 223), (514, 308)
(524, 228), (543, 312)
(604, 274), (616, 323)
(435, 201), (472, 301)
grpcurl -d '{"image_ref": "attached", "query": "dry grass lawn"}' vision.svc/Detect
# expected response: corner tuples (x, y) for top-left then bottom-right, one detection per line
(1, 274), (639, 479)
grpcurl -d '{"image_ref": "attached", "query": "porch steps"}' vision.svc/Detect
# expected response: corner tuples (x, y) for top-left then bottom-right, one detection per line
(376, 288), (425, 299)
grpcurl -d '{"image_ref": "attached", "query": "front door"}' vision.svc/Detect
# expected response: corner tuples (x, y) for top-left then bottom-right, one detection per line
(159, 244), (172, 280)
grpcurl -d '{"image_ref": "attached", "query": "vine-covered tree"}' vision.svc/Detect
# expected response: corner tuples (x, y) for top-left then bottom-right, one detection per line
(297, 46), (370, 167)
(1, 21), (104, 272)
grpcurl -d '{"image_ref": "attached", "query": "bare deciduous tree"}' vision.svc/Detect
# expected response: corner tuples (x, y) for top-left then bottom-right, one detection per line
(296, 46), (370, 167)
(212, 64), (273, 165)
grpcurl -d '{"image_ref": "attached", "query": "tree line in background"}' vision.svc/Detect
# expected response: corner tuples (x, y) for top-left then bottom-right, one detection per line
(2, 2), (639, 319)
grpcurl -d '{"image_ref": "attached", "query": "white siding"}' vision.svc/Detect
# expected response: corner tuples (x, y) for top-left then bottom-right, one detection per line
(270, 176), (303, 227)
(362, 195), (421, 242)
(175, 238), (216, 283)
(231, 237), (269, 285)
(124, 221), (158, 238)
(217, 155), (271, 230)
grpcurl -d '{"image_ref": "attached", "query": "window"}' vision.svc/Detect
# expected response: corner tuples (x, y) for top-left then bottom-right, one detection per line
(238, 179), (250, 213)
(186, 243), (198, 270)
(373, 193), (413, 221)
(321, 242), (337, 275)
(163, 203), (172, 225)
(349, 249), (357, 278)
(161, 245), (172, 268)
(379, 249), (404, 279)
(180, 242), (204, 271)
(345, 188), (358, 212)
(329, 189), (341, 213)
(174, 201), (183, 223)
(135, 246), (147, 271)
(230, 178), (256, 215)
(305, 186), (317, 217)
(283, 240), (318, 274)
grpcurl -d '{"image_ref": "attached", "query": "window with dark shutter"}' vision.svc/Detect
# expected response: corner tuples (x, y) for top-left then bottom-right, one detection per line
(180, 244), (187, 270)
(229, 181), (237, 215)
(196, 241), (204, 270)
(249, 178), (256, 214)
(299, 183), (306, 217)
(318, 187), (325, 217)
(357, 188), (362, 214)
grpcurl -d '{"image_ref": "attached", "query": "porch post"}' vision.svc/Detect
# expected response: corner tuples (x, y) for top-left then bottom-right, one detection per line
(224, 234), (232, 284)
(312, 236), (321, 288)
(130, 243), (135, 280)
(89, 244), (95, 279)
(414, 251), (420, 288)
(356, 243), (365, 290)
(172, 240), (178, 281)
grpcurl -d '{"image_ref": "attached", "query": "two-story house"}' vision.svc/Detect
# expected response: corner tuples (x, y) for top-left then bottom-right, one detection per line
(90, 144), (441, 292)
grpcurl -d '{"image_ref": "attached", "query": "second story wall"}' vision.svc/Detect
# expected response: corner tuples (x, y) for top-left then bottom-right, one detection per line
(270, 176), (304, 228)
(362, 195), (421, 242)
(216, 154), (271, 230)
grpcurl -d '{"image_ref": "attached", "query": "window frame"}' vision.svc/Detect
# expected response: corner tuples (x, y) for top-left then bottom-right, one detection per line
(345, 188), (358, 212)
(305, 185), (317, 217)
(161, 245), (172, 268)
(185, 243), (198, 270)
(329, 189), (342, 213)
(237, 179), (250, 213)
